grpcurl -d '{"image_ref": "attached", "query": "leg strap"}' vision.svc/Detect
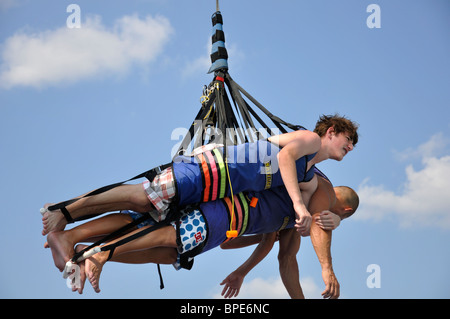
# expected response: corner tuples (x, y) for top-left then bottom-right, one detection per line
(47, 163), (171, 224)
(60, 207), (74, 224)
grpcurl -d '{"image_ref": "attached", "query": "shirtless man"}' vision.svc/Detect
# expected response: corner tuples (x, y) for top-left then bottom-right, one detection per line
(219, 175), (358, 299)
(46, 173), (358, 296)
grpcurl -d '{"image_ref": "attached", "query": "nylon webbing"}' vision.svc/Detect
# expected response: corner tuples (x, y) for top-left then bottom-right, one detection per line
(47, 163), (171, 223)
(54, 5), (309, 292)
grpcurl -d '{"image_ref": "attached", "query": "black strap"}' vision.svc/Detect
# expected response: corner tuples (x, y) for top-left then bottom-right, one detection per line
(70, 211), (174, 290)
(211, 12), (223, 26)
(71, 213), (153, 263)
(157, 264), (164, 289)
(49, 163), (171, 223)
(225, 73), (305, 132)
(212, 29), (225, 43)
(60, 207), (74, 224)
(210, 47), (228, 63)
(99, 219), (171, 256)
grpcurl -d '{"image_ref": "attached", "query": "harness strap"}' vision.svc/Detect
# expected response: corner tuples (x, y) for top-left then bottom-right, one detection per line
(225, 74), (305, 133)
(157, 264), (164, 289)
(99, 220), (171, 256)
(223, 192), (250, 241)
(71, 213), (152, 263)
(71, 208), (180, 290)
(48, 163), (171, 223)
(60, 207), (74, 224)
(99, 212), (177, 290)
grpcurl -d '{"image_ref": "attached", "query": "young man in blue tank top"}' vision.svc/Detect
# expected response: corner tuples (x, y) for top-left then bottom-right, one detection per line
(42, 114), (358, 238)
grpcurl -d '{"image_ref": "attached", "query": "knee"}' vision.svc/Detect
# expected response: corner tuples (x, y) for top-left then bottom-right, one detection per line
(127, 185), (152, 212)
(278, 250), (296, 267)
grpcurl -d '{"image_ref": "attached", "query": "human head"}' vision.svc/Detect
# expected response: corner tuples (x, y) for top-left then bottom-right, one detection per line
(314, 114), (359, 146)
(331, 186), (359, 220)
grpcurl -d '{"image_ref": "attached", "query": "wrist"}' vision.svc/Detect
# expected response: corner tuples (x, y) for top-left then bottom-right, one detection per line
(293, 201), (308, 213)
(234, 267), (248, 277)
(321, 263), (334, 272)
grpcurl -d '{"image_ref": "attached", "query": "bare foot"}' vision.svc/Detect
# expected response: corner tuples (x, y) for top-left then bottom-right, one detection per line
(46, 231), (74, 272)
(70, 245), (87, 294)
(41, 203), (67, 236)
(85, 250), (108, 293)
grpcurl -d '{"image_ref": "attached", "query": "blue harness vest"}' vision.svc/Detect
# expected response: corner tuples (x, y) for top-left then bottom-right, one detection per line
(199, 185), (296, 255)
(172, 140), (316, 207)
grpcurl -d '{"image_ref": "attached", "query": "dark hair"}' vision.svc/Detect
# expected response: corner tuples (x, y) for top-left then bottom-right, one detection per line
(313, 114), (359, 146)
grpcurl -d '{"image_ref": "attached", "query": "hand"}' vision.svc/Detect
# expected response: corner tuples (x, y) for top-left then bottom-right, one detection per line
(220, 272), (244, 298)
(300, 228), (310, 237)
(294, 203), (312, 233)
(321, 268), (340, 299)
(315, 210), (341, 230)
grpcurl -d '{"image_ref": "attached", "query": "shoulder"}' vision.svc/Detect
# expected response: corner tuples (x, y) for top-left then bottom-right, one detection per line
(309, 177), (336, 213)
(269, 130), (320, 149)
(318, 175), (334, 195)
(300, 174), (318, 193)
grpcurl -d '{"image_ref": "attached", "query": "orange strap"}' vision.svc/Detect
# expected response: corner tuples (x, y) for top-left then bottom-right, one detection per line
(197, 154), (211, 202)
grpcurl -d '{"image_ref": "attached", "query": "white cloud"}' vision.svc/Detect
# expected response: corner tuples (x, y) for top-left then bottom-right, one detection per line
(356, 133), (450, 229)
(0, 0), (19, 12)
(211, 276), (322, 299)
(181, 38), (211, 79)
(393, 132), (449, 161)
(299, 276), (324, 299)
(0, 14), (173, 88)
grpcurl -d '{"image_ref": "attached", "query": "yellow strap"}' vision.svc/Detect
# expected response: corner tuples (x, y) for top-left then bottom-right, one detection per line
(225, 158), (237, 238)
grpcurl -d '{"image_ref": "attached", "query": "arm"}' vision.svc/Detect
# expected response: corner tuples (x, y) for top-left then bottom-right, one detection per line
(271, 130), (321, 233)
(310, 213), (340, 299)
(296, 176), (318, 235)
(307, 177), (340, 298)
(277, 228), (304, 299)
(220, 234), (264, 249)
(220, 232), (276, 298)
(314, 210), (341, 230)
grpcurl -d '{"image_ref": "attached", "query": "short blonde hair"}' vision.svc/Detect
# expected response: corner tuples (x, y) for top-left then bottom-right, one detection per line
(335, 186), (359, 216)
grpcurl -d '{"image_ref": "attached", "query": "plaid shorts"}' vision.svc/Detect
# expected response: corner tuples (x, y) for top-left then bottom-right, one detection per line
(142, 166), (176, 222)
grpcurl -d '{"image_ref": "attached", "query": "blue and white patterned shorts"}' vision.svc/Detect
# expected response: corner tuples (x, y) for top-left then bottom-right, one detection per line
(171, 209), (207, 270)
(173, 209), (207, 255)
(122, 209), (207, 271)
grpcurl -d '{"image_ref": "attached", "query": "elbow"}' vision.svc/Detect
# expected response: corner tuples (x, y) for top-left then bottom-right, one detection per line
(277, 147), (294, 166)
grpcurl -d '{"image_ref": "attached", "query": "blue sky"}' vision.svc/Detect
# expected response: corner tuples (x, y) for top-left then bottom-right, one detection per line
(0, 0), (449, 299)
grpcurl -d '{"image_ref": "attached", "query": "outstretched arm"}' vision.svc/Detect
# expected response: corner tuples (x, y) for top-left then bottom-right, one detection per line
(310, 213), (340, 299)
(306, 175), (340, 298)
(220, 232), (277, 298)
